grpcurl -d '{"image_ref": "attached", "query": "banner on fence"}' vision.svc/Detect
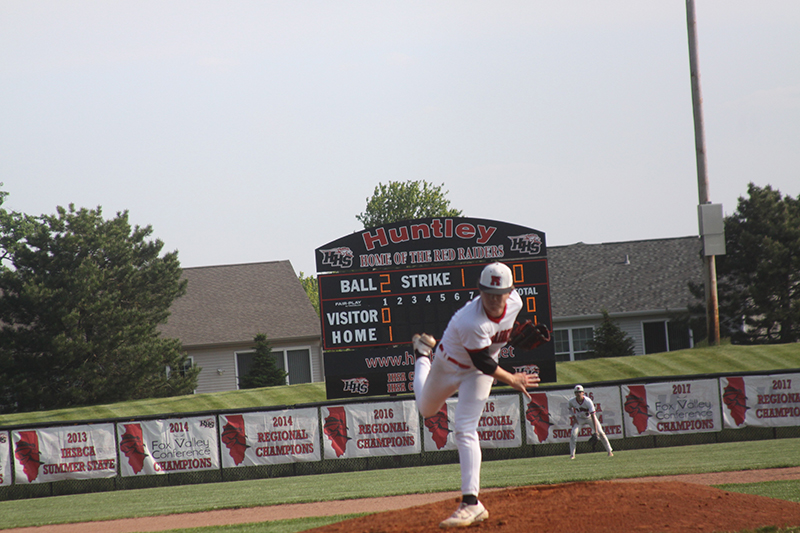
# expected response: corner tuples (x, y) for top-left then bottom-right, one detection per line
(0, 431), (10, 486)
(219, 408), (321, 468)
(621, 379), (721, 437)
(422, 395), (522, 452)
(322, 400), (420, 459)
(118, 416), (219, 476)
(721, 373), (800, 429)
(524, 387), (623, 445)
(12, 424), (116, 484)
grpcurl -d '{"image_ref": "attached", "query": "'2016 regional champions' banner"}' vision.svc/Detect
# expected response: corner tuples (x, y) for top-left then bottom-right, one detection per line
(422, 395), (522, 452)
(1, 431), (11, 486)
(117, 416), (219, 476)
(12, 424), (117, 484)
(721, 373), (800, 429)
(322, 400), (420, 459)
(219, 408), (321, 468)
(524, 387), (624, 445)
(621, 379), (721, 437)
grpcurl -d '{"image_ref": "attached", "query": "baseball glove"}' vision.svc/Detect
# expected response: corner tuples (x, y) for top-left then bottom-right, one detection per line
(508, 320), (551, 350)
(588, 433), (599, 451)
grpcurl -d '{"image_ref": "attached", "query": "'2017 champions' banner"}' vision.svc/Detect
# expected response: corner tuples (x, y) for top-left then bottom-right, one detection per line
(621, 379), (721, 437)
(12, 424), (117, 484)
(721, 373), (800, 429)
(322, 400), (420, 459)
(524, 387), (623, 445)
(1, 431), (11, 486)
(219, 408), (321, 467)
(422, 395), (521, 452)
(118, 416), (219, 476)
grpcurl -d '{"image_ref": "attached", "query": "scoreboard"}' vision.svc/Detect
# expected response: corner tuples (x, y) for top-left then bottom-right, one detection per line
(319, 259), (551, 351)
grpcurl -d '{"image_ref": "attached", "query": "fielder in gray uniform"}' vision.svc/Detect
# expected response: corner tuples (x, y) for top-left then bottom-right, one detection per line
(412, 262), (541, 528)
(568, 384), (613, 459)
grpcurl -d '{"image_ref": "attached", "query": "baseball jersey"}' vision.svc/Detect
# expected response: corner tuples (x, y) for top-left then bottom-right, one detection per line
(568, 396), (596, 422)
(437, 290), (523, 369)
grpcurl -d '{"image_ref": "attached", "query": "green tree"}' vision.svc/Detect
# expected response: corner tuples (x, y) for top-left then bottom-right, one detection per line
(715, 183), (800, 344)
(298, 271), (319, 316)
(0, 198), (198, 413)
(356, 180), (462, 228)
(239, 334), (287, 389)
(586, 310), (635, 358)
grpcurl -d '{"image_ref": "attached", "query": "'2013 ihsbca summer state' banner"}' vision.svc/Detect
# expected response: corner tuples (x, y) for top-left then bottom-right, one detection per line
(12, 424), (117, 484)
(0, 431), (11, 486)
(524, 387), (623, 445)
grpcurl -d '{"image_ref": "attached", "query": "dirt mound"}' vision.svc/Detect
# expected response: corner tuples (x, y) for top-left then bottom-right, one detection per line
(305, 481), (800, 533)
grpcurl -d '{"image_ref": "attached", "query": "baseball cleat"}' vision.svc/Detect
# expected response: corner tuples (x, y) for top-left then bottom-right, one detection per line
(439, 501), (488, 528)
(412, 333), (436, 358)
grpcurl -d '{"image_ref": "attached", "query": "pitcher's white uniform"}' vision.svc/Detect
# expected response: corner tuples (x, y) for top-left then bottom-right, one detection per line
(414, 290), (522, 497)
(568, 393), (613, 457)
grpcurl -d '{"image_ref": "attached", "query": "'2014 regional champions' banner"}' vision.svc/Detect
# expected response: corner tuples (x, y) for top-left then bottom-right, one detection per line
(1, 431), (10, 486)
(12, 424), (117, 484)
(523, 387), (623, 445)
(322, 400), (420, 459)
(621, 379), (721, 437)
(422, 395), (521, 452)
(721, 373), (800, 429)
(219, 408), (321, 467)
(118, 416), (219, 476)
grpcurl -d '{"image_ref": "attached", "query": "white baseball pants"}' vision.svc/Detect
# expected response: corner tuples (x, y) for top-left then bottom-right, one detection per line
(569, 419), (612, 457)
(414, 354), (493, 497)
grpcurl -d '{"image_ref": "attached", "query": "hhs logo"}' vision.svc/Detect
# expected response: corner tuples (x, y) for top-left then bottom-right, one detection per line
(508, 233), (542, 255)
(320, 247), (354, 269)
(513, 364), (540, 376)
(342, 377), (369, 395)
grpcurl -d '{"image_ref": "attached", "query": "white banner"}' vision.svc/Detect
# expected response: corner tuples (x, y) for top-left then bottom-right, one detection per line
(524, 387), (623, 445)
(12, 424), (117, 484)
(0, 431), (10, 486)
(322, 401), (419, 459)
(118, 416), (219, 477)
(422, 395), (522, 452)
(219, 408), (321, 467)
(621, 379), (721, 437)
(721, 373), (800, 428)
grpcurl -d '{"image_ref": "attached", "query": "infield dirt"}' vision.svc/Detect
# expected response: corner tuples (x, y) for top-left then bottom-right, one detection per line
(8, 467), (800, 533)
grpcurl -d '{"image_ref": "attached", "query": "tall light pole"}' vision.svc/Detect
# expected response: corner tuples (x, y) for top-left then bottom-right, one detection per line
(686, 0), (721, 345)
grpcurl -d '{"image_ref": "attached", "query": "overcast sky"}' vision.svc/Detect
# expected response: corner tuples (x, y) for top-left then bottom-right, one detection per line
(2, 1), (798, 277)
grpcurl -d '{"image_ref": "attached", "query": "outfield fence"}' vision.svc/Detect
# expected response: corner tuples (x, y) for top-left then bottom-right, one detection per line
(1, 369), (799, 501)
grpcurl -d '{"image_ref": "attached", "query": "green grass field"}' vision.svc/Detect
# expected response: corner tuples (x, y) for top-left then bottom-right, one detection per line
(0, 343), (799, 532)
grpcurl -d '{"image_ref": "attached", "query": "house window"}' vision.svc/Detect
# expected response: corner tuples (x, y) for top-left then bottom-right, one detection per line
(553, 327), (594, 362)
(643, 321), (691, 354)
(236, 348), (312, 387)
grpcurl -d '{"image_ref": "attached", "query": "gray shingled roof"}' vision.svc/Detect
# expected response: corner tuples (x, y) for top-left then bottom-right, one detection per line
(548, 236), (704, 318)
(159, 260), (321, 347)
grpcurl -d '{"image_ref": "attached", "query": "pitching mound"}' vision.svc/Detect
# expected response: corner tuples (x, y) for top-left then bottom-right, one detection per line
(305, 481), (800, 533)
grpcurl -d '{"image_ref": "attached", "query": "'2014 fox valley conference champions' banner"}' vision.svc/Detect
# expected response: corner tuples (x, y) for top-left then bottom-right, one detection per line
(524, 387), (624, 445)
(219, 408), (321, 468)
(621, 379), (722, 437)
(316, 217), (556, 400)
(12, 424), (116, 484)
(117, 416), (219, 477)
(721, 373), (800, 429)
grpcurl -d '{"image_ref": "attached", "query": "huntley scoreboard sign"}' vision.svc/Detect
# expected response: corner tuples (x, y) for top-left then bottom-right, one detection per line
(316, 217), (556, 400)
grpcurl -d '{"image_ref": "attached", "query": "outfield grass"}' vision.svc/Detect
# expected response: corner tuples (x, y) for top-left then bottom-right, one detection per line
(0, 438), (799, 529)
(1, 343), (798, 428)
